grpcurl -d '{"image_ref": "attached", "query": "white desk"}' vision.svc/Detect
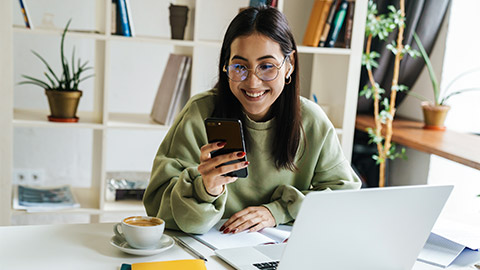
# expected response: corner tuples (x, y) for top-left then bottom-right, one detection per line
(0, 222), (478, 270)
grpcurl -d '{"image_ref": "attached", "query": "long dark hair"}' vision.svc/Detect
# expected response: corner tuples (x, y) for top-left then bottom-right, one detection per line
(213, 6), (303, 171)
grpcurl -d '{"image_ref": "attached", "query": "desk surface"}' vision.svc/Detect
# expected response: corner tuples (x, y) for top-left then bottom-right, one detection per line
(0, 222), (477, 270)
(355, 114), (480, 170)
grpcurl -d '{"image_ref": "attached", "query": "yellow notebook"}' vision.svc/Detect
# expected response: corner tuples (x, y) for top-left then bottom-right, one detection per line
(131, 259), (206, 270)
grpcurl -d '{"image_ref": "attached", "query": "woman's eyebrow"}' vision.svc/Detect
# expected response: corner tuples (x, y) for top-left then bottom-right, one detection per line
(231, 55), (278, 61)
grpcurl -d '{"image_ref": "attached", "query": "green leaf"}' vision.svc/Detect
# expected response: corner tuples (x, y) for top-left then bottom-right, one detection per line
(360, 85), (374, 99)
(441, 87), (480, 105)
(19, 75), (50, 89)
(43, 72), (57, 89)
(392, 84), (409, 92)
(31, 50), (61, 85)
(413, 32), (440, 105)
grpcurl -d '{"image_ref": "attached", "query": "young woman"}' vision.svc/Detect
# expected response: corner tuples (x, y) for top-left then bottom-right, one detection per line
(143, 6), (361, 234)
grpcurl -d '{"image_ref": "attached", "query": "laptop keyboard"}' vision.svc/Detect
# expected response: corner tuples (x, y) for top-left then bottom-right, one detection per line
(253, 261), (279, 270)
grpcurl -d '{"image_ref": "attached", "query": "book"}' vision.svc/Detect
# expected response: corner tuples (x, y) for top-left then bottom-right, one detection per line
(249, 0), (268, 7)
(117, 0), (131, 36)
(18, 0), (33, 29)
(13, 184), (80, 212)
(189, 219), (291, 250)
(120, 259), (207, 270)
(151, 54), (191, 126)
(167, 56), (191, 125)
(318, 0), (340, 47)
(325, 0), (348, 48)
(125, 0), (135, 36)
(343, 0), (355, 48)
(111, 0), (117, 34)
(302, 0), (333, 47)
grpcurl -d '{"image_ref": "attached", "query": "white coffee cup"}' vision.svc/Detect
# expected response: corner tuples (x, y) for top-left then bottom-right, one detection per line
(113, 216), (165, 249)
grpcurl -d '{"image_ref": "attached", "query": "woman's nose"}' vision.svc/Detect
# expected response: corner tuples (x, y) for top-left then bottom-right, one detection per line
(244, 71), (263, 87)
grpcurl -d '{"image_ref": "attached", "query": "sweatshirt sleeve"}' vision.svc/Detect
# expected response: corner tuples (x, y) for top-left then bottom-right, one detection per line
(143, 96), (226, 234)
(263, 109), (361, 226)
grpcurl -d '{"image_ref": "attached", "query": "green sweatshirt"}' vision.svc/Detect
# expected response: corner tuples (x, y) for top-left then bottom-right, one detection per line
(143, 89), (361, 234)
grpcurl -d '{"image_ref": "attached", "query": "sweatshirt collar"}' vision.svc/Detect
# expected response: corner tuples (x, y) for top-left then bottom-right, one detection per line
(242, 112), (275, 130)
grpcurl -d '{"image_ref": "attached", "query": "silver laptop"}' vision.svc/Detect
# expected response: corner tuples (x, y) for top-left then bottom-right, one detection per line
(215, 185), (453, 270)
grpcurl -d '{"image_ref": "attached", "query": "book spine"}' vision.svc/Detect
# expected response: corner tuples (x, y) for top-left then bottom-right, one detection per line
(344, 0), (355, 48)
(117, 0), (131, 37)
(302, 0), (326, 46)
(18, 0), (32, 29)
(125, 0), (135, 36)
(249, 0), (267, 7)
(318, 0), (339, 47)
(111, 0), (117, 34)
(325, 0), (348, 48)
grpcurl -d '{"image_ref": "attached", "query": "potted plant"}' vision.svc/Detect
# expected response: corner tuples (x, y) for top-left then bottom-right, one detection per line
(412, 33), (480, 130)
(18, 19), (94, 122)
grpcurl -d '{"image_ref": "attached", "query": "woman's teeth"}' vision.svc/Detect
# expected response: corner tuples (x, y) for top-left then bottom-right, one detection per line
(245, 91), (265, 98)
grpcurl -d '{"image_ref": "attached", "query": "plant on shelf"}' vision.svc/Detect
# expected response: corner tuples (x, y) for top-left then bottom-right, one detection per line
(359, 0), (419, 187)
(410, 32), (480, 130)
(18, 19), (94, 123)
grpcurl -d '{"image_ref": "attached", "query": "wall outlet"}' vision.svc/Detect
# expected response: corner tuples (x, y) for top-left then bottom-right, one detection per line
(13, 169), (46, 186)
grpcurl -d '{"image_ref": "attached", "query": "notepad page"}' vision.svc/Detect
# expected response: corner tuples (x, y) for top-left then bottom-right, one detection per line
(191, 219), (291, 250)
(417, 233), (466, 268)
(432, 218), (480, 250)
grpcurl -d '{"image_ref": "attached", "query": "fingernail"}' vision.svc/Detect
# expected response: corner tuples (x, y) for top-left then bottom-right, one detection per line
(232, 228), (239, 234)
(220, 226), (225, 231)
(217, 142), (227, 147)
(223, 228), (230, 234)
(244, 161), (250, 166)
(236, 151), (245, 157)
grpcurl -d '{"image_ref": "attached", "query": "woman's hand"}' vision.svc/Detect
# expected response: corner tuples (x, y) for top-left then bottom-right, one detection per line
(220, 206), (276, 233)
(198, 141), (249, 196)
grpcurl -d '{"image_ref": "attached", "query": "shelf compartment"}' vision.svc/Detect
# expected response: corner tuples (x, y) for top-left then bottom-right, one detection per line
(103, 200), (145, 212)
(13, 26), (106, 40)
(297, 45), (351, 55)
(107, 113), (170, 130)
(13, 109), (103, 129)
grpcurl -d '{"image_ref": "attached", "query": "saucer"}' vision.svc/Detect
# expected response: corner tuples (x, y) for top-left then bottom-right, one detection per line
(110, 234), (174, 256)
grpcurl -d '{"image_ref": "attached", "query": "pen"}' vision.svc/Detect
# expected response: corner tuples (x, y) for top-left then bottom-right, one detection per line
(172, 235), (208, 262)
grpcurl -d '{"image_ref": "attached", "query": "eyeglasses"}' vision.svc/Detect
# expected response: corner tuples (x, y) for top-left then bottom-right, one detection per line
(223, 54), (290, 82)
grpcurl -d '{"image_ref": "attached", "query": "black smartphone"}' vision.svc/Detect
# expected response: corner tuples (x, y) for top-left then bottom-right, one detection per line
(204, 117), (248, 178)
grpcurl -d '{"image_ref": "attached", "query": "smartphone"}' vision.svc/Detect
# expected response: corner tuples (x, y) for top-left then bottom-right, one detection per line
(204, 117), (248, 178)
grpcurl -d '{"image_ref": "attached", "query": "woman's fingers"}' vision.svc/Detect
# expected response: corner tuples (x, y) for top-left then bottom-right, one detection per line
(199, 142), (249, 196)
(200, 141), (226, 162)
(220, 206), (275, 234)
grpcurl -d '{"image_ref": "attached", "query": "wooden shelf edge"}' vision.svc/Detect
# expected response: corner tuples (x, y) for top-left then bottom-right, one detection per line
(355, 114), (480, 170)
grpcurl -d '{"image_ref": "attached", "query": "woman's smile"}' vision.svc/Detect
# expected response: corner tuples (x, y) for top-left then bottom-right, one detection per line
(243, 89), (269, 99)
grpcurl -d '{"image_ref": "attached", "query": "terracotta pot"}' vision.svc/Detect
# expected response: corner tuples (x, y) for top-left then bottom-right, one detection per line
(45, 89), (82, 122)
(421, 101), (450, 130)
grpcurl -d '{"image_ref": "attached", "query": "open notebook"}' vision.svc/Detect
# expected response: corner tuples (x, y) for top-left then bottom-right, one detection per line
(189, 219), (292, 250)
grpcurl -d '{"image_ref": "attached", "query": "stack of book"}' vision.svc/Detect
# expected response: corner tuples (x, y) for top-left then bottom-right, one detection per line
(150, 54), (192, 126)
(13, 185), (80, 212)
(303, 0), (355, 48)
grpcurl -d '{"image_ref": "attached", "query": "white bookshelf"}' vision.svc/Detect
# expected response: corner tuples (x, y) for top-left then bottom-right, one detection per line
(0, 0), (367, 225)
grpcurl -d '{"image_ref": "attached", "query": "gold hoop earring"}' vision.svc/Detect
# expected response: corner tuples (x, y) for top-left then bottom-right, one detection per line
(285, 76), (292, 85)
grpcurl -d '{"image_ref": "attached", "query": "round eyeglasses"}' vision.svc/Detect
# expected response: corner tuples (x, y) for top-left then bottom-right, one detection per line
(223, 55), (290, 82)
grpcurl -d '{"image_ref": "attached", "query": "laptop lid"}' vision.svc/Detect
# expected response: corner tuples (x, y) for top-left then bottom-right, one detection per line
(215, 185), (453, 270)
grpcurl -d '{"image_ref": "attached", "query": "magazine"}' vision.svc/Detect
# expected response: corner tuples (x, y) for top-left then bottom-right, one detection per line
(13, 185), (80, 212)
